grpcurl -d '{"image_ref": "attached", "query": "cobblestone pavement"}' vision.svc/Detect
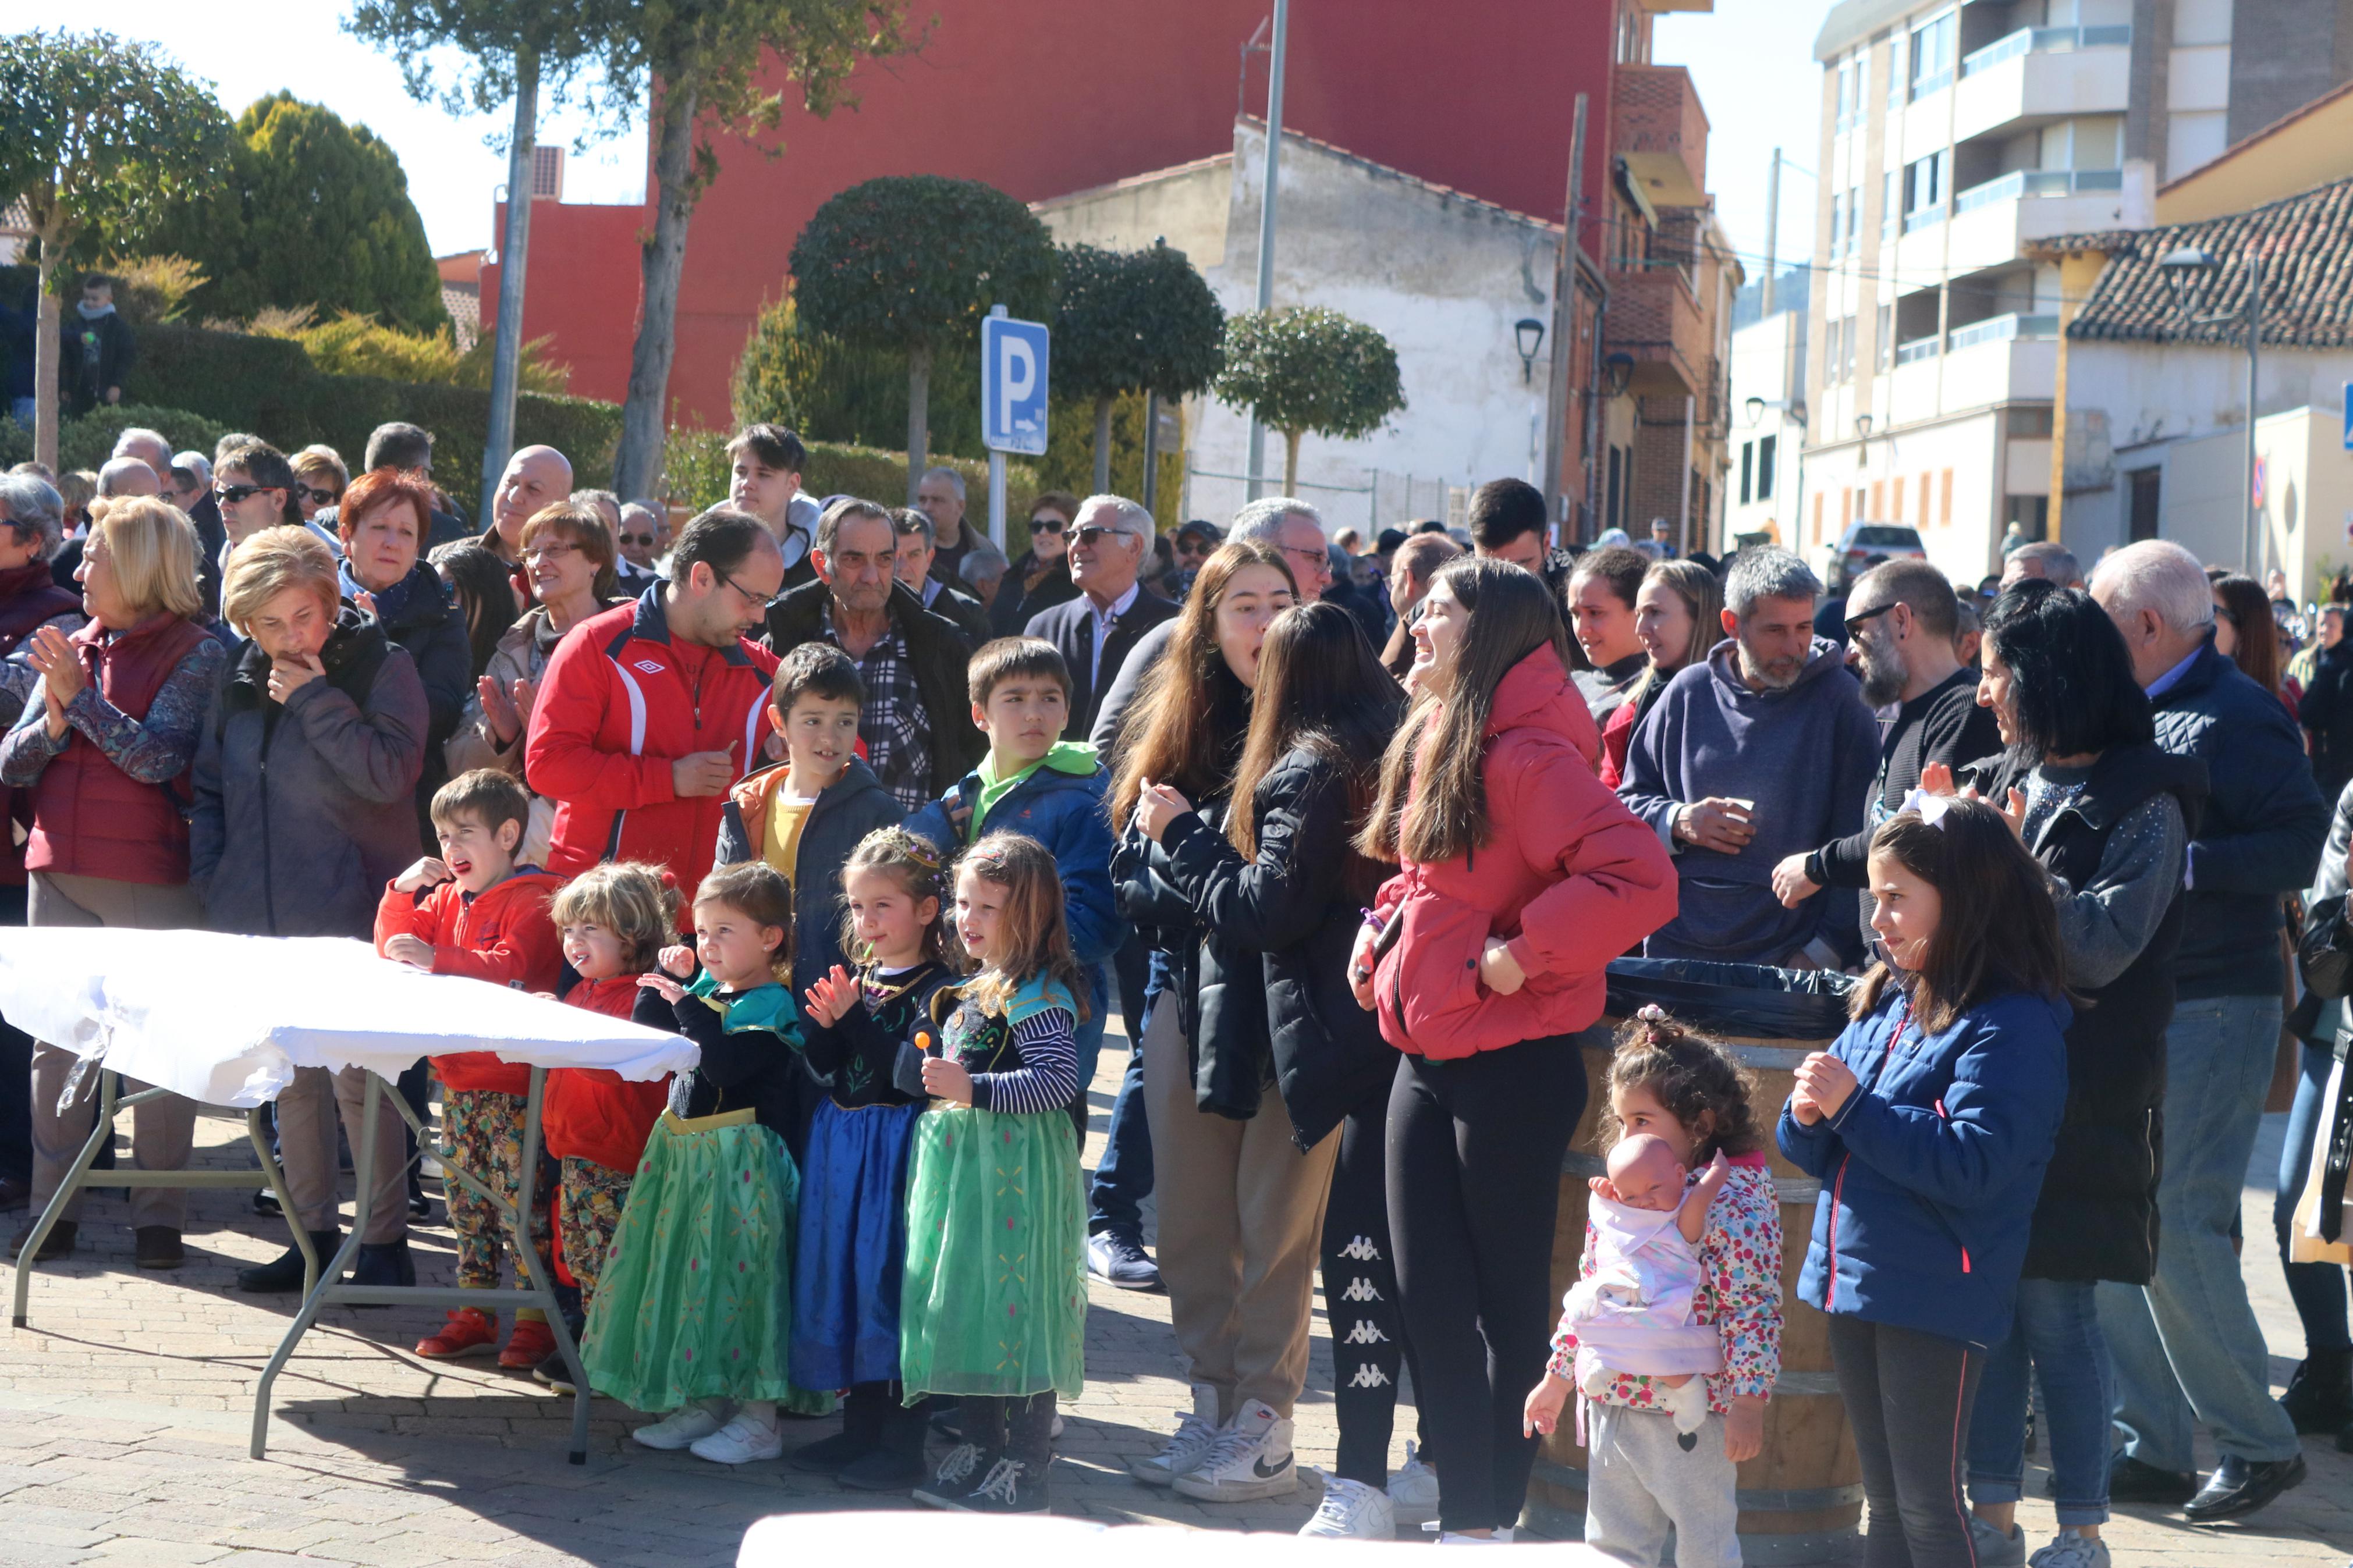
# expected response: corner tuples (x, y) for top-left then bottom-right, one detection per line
(0, 1041), (2347, 1566)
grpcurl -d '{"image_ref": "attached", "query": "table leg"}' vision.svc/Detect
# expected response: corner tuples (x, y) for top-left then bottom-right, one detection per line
(250, 1071), (379, 1460)
(512, 1067), (591, 1463)
(10, 1068), (116, 1329)
(245, 1106), (317, 1300)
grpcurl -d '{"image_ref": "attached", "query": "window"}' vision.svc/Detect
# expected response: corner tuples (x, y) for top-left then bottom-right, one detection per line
(1740, 441), (1755, 506)
(1844, 314), (1859, 380)
(1878, 303), (1894, 368)
(1825, 317), (1844, 383)
(1836, 58), (1858, 132)
(2129, 468), (2162, 541)
(1882, 169), (1901, 243)
(2006, 406), (2055, 438)
(1887, 31), (1905, 108)
(1910, 11), (1956, 99)
(1829, 191), (1846, 258)
(1758, 435), (1777, 500)
(1814, 491), (1827, 543)
(1892, 477), (1907, 520)
(1606, 446), (1624, 537)
(1905, 150), (1949, 231)
(1940, 468), (1954, 528)
(1871, 480), (1886, 518)
(1848, 186), (1862, 258)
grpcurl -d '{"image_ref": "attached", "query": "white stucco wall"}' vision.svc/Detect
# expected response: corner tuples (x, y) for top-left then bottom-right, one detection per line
(1032, 120), (1560, 536)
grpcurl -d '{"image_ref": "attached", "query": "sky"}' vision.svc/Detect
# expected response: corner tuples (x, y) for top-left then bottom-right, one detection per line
(25, 0), (1831, 274)
(1655, 0), (1830, 290)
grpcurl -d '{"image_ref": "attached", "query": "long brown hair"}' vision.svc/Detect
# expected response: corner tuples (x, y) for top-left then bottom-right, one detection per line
(1357, 556), (1573, 865)
(2212, 574), (2281, 697)
(1110, 540), (1297, 830)
(1630, 558), (1725, 708)
(958, 831), (1090, 1021)
(1227, 603), (1402, 899)
(1851, 800), (2069, 1033)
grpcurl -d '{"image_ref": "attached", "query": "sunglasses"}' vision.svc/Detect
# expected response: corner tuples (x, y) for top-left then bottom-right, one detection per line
(1028, 517), (1067, 535)
(214, 483), (271, 505)
(1070, 524), (1132, 547)
(1843, 601), (1897, 638)
(297, 486), (341, 507)
(619, 532), (659, 547)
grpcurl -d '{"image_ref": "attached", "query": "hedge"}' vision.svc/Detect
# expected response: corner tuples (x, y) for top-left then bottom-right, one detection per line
(0, 402), (233, 474)
(665, 427), (1042, 558)
(120, 321), (620, 513)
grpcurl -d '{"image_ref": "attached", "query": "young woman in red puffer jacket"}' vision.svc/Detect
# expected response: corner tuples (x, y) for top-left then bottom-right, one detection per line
(544, 862), (680, 1366)
(1348, 557), (1678, 1542)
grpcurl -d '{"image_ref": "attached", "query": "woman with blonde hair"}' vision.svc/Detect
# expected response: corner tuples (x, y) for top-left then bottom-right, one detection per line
(1, 497), (225, 1270)
(193, 525), (428, 1295)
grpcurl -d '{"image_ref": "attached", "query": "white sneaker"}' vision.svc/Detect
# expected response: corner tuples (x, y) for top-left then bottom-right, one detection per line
(1298, 1473), (1396, 1538)
(1387, 1440), (1440, 1523)
(1128, 1382), (1221, 1485)
(688, 1414), (783, 1464)
(1172, 1398), (1296, 1502)
(630, 1399), (733, 1450)
(1968, 1514), (2027, 1568)
(2029, 1530), (2111, 1568)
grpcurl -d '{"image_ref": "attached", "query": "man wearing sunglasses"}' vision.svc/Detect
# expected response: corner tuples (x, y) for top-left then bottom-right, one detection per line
(524, 507), (782, 905)
(1022, 494), (1177, 740)
(1769, 559), (2002, 936)
(614, 500), (668, 591)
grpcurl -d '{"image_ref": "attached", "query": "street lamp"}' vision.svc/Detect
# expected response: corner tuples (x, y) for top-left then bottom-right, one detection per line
(1603, 351), (1635, 399)
(2159, 243), (2262, 574)
(1514, 317), (1545, 384)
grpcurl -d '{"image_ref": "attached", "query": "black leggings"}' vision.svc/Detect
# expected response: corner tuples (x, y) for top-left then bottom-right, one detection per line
(1322, 1095), (1419, 1487)
(1386, 1037), (1585, 1533)
(1826, 1315), (1986, 1568)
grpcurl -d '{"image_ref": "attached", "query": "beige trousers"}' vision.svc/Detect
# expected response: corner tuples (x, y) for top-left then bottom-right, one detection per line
(1141, 1001), (1339, 1421)
(26, 872), (204, 1228)
(276, 1065), (410, 1245)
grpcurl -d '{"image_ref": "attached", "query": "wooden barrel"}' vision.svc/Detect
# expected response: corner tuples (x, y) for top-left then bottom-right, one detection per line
(1521, 1024), (1861, 1565)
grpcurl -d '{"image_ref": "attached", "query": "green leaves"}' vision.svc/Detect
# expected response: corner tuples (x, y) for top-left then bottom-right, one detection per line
(0, 30), (230, 268)
(1213, 305), (1405, 443)
(1052, 240), (1226, 403)
(790, 175), (1060, 354)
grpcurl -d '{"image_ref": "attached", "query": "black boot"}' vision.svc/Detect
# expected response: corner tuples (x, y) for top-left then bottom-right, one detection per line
(237, 1230), (340, 1292)
(961, 1393), (1052, 1514)
(7, 1218), (74, 1261)
(796, 1380), (889, 1475)
(915, 1396), (1006, 1508)
(840, 1384), (929, 1490)
(2279, 1347), (2353, 1434)
(350, 1238), (416, 1288)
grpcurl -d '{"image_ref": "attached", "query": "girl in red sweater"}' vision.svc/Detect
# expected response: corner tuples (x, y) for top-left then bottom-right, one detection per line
(542, 861), (681, 1389)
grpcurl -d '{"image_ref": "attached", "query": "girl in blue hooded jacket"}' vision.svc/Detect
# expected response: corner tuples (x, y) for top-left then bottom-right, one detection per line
(1777, 798), (2071, 1568)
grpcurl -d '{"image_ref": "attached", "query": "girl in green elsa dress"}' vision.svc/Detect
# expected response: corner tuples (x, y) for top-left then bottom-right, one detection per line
(904, 833), (1089, 1515)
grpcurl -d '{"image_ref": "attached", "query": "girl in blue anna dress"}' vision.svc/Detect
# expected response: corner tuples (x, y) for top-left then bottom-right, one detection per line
(583, 861), (825, 1466)
(904, 831), (1089, 1515)
(789, 827), (962, 1489)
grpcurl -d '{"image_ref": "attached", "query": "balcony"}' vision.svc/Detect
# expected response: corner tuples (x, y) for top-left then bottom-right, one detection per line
(1951, 26), (2131, 143)
(1944, 170), (2136, 274)
(1614, 65), (1710, 209)
(1604, 265), (1711, 399)
(1949, 312), (2058, 350)
(1895, 335), (1943, 366)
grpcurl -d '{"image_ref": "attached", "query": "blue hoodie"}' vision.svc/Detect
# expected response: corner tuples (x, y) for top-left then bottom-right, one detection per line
(1777, 986), (2071, 1347)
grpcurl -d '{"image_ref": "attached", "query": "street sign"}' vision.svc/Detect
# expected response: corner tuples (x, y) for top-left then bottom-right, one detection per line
(2344, 381), (2352, 450)
(982, 313), (1050, 457)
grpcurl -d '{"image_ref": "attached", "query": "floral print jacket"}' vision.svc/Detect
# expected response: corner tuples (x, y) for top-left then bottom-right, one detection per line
(1548, 1154), (1783, 1414)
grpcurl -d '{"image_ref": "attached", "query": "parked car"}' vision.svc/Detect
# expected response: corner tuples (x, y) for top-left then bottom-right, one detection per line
(1827, 522), (1927, 578)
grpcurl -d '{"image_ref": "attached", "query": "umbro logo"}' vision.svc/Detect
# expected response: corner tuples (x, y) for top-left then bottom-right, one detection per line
(633, 659), (664, 674)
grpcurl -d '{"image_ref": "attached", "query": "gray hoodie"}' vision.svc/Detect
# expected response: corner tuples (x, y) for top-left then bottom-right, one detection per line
(1619, 634), (1879, 965)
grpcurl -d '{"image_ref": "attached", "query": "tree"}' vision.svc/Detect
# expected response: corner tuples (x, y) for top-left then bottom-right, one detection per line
(792, 175), (1059, 500)
(1053, 240), (1225, 494)
(601, 0), (918, 504)
(1214, 306), (1406, 494)
(137, 94), (446, 332)
(0, 31), (229, 470)
(345, 0), (613, 514)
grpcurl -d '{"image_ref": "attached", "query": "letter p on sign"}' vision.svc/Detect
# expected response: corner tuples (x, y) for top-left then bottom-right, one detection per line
(981, 314), (1051, 457)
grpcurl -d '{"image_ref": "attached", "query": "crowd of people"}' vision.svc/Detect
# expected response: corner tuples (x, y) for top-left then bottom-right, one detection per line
(0, 417), (2348, 1566)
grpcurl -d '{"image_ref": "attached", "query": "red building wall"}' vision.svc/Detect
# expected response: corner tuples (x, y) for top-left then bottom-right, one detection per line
(507, 1), (1619, 427)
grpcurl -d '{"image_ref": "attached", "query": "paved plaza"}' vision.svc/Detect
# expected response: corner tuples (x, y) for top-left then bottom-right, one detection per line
(0, 1038), (2347, 1567)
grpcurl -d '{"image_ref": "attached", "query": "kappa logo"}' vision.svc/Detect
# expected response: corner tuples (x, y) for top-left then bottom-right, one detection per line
(1339, 1277), (1383, 1303)
(1337, 1235), (1381, 1261)
(1347, 1364), (1393, 1389)
(1343, 1319), (1389, 1346)
(633, 659), (665, 675)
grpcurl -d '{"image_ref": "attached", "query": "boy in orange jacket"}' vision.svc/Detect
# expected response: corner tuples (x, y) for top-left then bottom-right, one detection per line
(374, 769), (566, 1368)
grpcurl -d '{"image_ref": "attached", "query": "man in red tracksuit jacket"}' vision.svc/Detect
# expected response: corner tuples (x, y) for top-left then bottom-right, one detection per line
(525, 509), (786, 909)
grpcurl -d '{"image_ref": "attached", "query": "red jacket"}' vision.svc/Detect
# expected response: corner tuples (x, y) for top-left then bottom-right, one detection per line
(544, 974), (670, 1171)
(523, 589), (778, 913)
(1370, 643), (1677, 1058)
(374, 868), (566, 1093)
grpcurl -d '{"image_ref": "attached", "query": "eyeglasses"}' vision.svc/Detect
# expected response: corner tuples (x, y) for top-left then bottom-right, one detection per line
(1279, 543), (1333, 578)
(1028, 517), (1067, 535)
(1843, 601), (1897, 638)
(523, 542), (582, 564)
(619, 532), (659, 547)
(715, 566), (779, 613)
(297, 486), (341, 507)
(1070, 524), (1134, 548)
(214, 483), (269, 505)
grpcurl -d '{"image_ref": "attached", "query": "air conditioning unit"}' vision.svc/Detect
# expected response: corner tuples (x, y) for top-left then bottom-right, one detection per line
(531, 144), (565, 201)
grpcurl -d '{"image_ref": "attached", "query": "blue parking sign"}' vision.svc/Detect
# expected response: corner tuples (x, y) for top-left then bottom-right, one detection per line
(982, 314), (1050, 457)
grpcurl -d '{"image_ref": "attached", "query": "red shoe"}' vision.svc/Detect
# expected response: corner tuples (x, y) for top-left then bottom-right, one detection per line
(415, 1307), (498, 1359)
(498, 1316), (556, 1371)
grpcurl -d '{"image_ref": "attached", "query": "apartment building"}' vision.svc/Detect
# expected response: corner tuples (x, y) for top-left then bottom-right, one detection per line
(1800, 0), (2353, 585)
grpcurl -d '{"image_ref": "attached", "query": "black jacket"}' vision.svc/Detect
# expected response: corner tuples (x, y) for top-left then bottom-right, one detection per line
(1816, 668), (2006, 888)
(1978, 742), (2208, 1285)
(1158, 722), (1398, 1150)
(2153, 641), (2330, 997)
(634, 982), (817, 1156)
(799, 959), (957, 1109)
(1115, 796), (1261, 1117)
(713, 755), (903, 1002)
(1026, 586), (1181, 739)
(352, 561), (474, 852)
(996, 555), (1077, 637)
(2301, 639), (2353, 808)
(922, 578), (993, 651)
(60, 308), (134, 414)
(762, 578), (984, 798)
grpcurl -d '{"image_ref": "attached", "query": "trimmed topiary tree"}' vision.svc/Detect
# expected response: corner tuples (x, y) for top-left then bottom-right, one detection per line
(1213, 305), (1405, 495)
(1053, 240), (1224, 495)
(790, 174), (1057, 500)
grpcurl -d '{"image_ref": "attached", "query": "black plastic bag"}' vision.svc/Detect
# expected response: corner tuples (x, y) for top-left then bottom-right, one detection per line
(1603, 957), (1855, 1041)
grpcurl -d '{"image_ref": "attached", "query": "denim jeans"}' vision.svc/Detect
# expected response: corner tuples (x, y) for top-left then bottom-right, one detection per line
(2097, 994), (2303, 1469)
(1086, 941), (1159, 1238)
(7, 397), (34, 432)
(1967, 1278), (2114, 1526)
(2277, 1039), (2351, 1353)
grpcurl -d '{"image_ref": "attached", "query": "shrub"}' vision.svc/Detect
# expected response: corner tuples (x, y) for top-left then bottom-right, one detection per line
(662, 426), (1039, 556)
(0, 403), (229, 472)
(250, 308), (568, 393)
(733, 296), (984, 460)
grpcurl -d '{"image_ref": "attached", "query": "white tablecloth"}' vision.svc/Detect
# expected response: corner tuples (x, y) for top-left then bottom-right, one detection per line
(0, 927), (698, 1107)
